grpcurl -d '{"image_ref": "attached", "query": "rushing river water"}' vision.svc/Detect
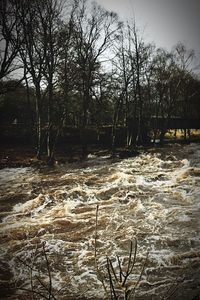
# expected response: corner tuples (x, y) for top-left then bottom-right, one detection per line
(0, 144), (200, 299)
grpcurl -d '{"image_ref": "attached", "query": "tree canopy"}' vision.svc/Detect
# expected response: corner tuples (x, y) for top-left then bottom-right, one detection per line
(0, 0), (200, 161)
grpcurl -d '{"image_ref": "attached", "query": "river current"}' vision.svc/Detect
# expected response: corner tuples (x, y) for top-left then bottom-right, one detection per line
(0, 143), (200, 299)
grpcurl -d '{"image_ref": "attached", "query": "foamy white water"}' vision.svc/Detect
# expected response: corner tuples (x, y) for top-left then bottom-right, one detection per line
(0, 144), (200, 299)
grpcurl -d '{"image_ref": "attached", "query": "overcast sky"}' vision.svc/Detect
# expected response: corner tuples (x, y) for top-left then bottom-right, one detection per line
(90, 0), (200, 57)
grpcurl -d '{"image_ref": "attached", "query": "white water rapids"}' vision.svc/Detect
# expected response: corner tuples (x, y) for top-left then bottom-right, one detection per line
(0, 143), (200, 299)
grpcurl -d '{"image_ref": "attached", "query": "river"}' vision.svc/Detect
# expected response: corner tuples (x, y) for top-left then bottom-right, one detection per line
(0, 143), (200, 299)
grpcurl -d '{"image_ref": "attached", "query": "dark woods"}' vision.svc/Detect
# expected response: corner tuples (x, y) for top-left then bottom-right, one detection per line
(0, 0), (200, 163)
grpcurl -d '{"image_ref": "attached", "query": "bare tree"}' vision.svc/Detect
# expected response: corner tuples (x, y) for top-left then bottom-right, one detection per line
(152, 48), (181, 144)
(0, 0), (20, 80)
(16, 0), (64, 161)
(57, 3), (78, 129)
(151, 48), (171, 143)
(127, 22), (154, 145)
(39, 0), (64, 163)
(112, 27), (132, 148)
(73, 0), (121, 157)
(173, 42), (195, 142)
(16, 0), (46, 158)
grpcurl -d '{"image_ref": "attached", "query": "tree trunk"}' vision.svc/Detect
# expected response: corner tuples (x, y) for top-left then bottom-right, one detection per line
(35, 86), (43, 159)
(81, 88), (90, 159)
(47, 76), (55, 164)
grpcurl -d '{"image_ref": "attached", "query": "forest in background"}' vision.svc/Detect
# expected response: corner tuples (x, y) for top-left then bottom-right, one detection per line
(0, 0), (200, 164)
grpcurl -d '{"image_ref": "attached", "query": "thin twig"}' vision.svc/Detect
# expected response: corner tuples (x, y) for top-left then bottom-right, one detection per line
(94, 204), (99, 268)
(117, 255), (123, 283)
(94, 205), (109, 299)
(106, 257), (118, 300)
(108, 257), (118, 283)
(162, 276), (185, 300)
(128, 251), (149, 299)
(42, 242), (53, 300)
(17, 287), (50, 300)
(16, 243), (57, 300)
(128, 238), (138, 275)
(30, 244), (39, 300)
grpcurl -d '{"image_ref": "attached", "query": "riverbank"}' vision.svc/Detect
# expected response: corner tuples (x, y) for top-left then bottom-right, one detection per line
(0, 142), (197, 169)
(1, 130), (200, 169)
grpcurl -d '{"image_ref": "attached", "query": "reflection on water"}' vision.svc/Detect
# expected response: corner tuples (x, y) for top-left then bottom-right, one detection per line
(0, 144), (200, 299)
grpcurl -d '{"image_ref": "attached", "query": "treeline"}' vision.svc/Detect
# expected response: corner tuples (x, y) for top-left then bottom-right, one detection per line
(0, 0), (200, 162)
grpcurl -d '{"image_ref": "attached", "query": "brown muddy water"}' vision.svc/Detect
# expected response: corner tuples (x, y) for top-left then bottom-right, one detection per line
(0, 144), (200, 299)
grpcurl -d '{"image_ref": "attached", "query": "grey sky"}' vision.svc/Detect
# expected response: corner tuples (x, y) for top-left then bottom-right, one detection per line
(91, 0), (200, 56)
